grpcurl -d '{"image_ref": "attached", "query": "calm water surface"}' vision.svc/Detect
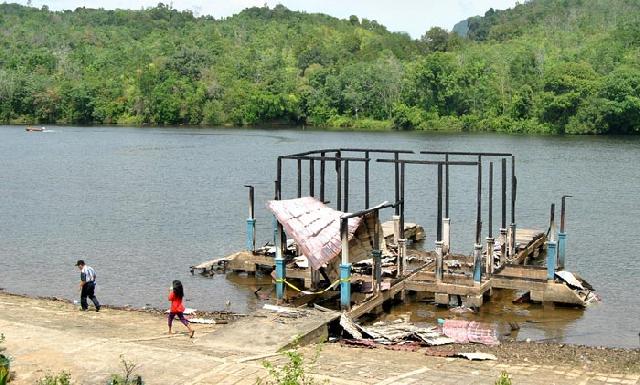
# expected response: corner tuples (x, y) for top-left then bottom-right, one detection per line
(0, 126), (638, 348)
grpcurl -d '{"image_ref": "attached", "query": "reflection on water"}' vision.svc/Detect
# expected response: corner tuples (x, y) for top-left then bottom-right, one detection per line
(0, 125), (639, 348)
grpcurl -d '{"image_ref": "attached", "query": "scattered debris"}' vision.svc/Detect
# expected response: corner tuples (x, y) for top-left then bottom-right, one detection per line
(513, 292), (531, 304)
(449, 306), (476, 314)
(555, 271), (585, 290)
(456, 352), (497, 361)
(188, 318), (219, 324)
(441, 319), (500, 346)
(555, 271), (601, 306)
(340, 313), (363, 339)
(262, 304), (306, 318)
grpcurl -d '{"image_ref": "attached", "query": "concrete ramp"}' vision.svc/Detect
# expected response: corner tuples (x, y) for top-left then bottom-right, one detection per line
(198, 307), (339, 354)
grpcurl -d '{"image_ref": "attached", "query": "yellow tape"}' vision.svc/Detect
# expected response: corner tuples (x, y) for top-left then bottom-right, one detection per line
(274, 277), (343, 295)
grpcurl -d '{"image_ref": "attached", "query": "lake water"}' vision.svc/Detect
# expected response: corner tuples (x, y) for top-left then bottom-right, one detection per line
(0, 125), (638, 348)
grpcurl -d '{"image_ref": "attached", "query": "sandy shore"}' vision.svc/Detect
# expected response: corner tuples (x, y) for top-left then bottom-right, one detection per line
(0, 291), (638, 385)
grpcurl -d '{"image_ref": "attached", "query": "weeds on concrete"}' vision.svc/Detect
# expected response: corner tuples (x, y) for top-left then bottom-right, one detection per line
(495, 371), (513, 385)
(256, 339), (326, 385)
(0, 333), (10, 385)
(35, 371), (71, 385)
(107, 355), (143, 385)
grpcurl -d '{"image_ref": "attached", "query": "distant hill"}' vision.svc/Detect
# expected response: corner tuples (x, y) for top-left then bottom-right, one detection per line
(0, 1), (638, 134)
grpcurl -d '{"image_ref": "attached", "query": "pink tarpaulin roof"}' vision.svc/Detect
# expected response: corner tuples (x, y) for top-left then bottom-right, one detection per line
(266, 197), (362, 270)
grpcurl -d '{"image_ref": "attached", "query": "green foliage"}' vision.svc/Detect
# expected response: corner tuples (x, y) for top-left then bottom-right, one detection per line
(0, 1), (638, 134)
(256, 345), (325, 385)
(36, 372), (71, 385)
(495, 371), (513, 385)
(0, 333), (9, 385)
(107, 355), (143, 385)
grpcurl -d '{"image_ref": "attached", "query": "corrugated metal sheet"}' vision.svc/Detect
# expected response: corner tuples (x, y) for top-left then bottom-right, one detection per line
(266, 197), (362, 270)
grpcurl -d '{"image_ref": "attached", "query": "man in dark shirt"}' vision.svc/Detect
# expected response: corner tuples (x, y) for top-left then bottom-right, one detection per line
(76, 259), (101, 312)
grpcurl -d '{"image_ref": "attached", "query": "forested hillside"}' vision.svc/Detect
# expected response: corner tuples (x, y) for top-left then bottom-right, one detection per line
(0, 0), (638, 134)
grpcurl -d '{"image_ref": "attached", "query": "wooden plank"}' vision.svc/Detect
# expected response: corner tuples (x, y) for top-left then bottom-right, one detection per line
(348, 281), (406, 319)
(496, 265), (547, 280)
(491, 277), (548, 291)
(404, 280), (490, 296)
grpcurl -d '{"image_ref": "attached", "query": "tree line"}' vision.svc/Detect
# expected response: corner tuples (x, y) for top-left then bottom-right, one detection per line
(0, 0), (638, 134)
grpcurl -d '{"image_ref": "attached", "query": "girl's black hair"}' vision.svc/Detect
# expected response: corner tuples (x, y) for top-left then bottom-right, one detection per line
(172, 280), (184, 299)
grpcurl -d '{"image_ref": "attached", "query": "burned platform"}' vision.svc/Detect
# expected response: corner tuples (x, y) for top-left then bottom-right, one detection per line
(194, 148), (595, 321)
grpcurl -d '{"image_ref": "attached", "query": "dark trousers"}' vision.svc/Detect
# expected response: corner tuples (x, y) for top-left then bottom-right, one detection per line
(80, 281), (100, 310)
(168, 312), (189, 328)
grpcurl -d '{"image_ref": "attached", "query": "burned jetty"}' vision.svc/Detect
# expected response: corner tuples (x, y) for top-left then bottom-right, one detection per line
(193, 148), (596, 318)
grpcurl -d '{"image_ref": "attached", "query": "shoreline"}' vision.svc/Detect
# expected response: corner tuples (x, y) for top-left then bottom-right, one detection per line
(0, 291), (638, 384)
(1, 290), (638, 375)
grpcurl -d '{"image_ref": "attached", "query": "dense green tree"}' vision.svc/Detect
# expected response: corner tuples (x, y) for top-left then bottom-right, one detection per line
(0, 1), (638, 134)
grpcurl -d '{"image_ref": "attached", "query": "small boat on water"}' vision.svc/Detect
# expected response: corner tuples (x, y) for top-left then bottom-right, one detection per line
(25, 126), (45, 132)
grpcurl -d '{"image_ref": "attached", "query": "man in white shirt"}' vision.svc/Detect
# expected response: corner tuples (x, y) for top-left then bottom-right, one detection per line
(76, 259), (101, 312)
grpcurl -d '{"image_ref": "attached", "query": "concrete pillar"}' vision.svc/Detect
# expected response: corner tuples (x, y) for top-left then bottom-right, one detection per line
(557, 232), (567, 270)
(392, 215), (401, 246)
(340, 263), (352, 311)
(473, 244), (482, 284)
(372, 249), (382, 293)
(246, 218), (256, 252)
(509, 223), (517, 258)
(486, 237), (495, 275)
(499, 228), (508, 267)
(272, 216), (278, 246)
(435, 293), (449, 306)
(435, 241), (444, 282)
(546, 240), (557, 281)
(443, 218), (451, 254)
(398, 238), (407, 276)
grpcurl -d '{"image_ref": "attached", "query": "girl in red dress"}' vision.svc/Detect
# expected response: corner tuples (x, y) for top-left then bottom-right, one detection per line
(168, 280), (194, 337)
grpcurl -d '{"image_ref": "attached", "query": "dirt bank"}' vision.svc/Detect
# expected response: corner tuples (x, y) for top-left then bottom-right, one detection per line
(0, 291), (638, 385)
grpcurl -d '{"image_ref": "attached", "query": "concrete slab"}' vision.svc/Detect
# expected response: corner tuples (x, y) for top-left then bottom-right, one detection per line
(198, 307), (339, 354)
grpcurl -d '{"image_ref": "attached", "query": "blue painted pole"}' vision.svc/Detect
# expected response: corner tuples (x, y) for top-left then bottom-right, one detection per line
(547, 240), (557, 281)
(275, 258), (285, 299)
(275, 223), (285, 300)
(558, 232), (566, 270)
(473, 244), (482, 284)
(340, 217), (351, 311)
(340, 263), (352, 310)
(246, 218), (256, 252)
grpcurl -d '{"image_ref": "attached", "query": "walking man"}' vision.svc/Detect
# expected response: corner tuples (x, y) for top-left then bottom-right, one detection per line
(76, 259), (101, 312)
